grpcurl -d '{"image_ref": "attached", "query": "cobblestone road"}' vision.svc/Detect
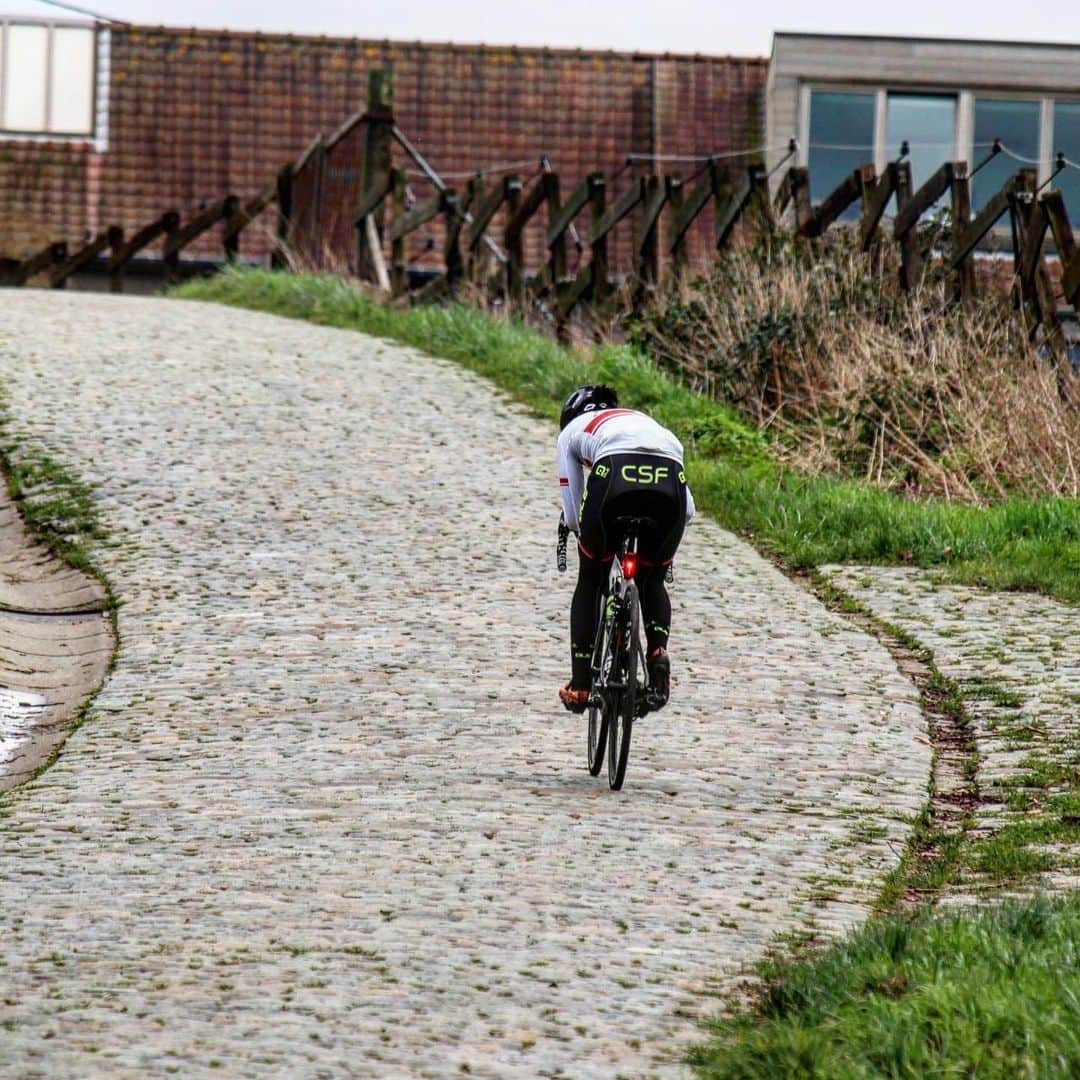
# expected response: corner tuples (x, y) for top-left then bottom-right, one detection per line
(0, 292), (928, 1079)
(824, 565), (1080, 899)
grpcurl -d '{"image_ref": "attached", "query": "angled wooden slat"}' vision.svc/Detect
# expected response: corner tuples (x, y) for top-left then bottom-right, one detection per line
(224, 185), (278, 240)
(587, 177), (643, 244)
(546, 176), (592, 249)
(773, 169), (793, 217)
(949, 181), (1015, 268)
(111, 212), (174, 268)
(1021, 200), (1050, 288)
(668, 164), (720, 251)
(503, 176), (549, 245)
(162, 197), (235, 259)
(355, 171), (393, 223)
(892, 162), (954, 236)
(50, 230), (110, 287)
(8, 240), (67, 286)
(860, 163), (896, 250)
(1042, 190), (1080, 305)
(637, 175), (669, 246)
(387, 192), (445, 242)
(809, 168), (862, 237)
(715, 166), (763, 247)
(556, 263), (593, 320)
(465, 176), (510, 252)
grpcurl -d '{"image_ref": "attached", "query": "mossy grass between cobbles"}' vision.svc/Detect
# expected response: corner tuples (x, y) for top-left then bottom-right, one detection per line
(175, 268), (1080, 1076)
(0, 387), (110, 588)
(174, 268), (1080, 605)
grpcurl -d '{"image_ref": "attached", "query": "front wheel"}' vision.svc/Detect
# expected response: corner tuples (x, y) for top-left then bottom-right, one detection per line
(587, 695), (607, 776)
(607, 582), (639, 791)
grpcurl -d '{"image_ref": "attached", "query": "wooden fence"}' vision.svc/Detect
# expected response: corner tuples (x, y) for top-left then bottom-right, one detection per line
(6, 67), (1080, 363)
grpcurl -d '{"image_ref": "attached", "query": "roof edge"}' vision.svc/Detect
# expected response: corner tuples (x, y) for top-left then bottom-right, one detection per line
(772, 29), (1080, 53)
(113, 21), (767, 65)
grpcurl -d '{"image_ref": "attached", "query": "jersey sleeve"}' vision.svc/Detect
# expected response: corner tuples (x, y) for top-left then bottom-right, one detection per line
(556, 428), (584, 533)
(685, 483), (696, 523)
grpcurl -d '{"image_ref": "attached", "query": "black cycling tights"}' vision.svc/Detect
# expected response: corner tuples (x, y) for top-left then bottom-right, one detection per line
(569, 553), (670, 689)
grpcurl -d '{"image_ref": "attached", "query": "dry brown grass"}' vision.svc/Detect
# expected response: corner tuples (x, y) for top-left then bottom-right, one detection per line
(635, 236), (1080, 504)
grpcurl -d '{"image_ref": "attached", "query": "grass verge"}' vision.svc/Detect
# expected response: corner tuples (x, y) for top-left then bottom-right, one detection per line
(174, 268), (1080, 604)
(690, 896), (1080, 1079)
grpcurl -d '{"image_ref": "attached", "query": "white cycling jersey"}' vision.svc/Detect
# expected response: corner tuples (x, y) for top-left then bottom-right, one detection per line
(556, 407), (696, 533)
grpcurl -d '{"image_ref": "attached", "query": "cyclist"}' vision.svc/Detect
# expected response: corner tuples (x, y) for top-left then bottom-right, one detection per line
(556, 385), (694, 714)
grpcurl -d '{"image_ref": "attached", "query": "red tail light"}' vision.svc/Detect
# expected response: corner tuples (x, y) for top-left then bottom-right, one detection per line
(621, 553), (638, 580)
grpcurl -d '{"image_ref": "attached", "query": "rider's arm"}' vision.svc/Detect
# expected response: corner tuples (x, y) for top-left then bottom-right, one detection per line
(556, 428), (584, 534)
(685, 483), (696, 523)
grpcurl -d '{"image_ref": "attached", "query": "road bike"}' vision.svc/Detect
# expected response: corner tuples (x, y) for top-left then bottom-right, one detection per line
(558, 516), (654, 790)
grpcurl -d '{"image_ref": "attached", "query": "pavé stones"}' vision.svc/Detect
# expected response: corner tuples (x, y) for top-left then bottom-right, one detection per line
(0, 292), (928, 1078)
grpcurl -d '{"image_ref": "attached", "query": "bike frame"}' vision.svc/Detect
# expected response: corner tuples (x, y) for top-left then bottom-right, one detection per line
(590, 527), (648, 700)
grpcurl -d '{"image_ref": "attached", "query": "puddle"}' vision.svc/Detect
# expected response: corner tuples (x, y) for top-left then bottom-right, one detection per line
(0, 687), (48, 767)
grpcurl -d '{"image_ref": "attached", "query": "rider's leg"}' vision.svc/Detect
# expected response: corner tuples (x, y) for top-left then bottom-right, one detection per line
(638, 568), (671, 654)
(569, 548), (606, 689)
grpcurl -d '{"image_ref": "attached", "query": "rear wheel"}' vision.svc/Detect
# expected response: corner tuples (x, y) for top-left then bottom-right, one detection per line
(607, 582), (639, 791)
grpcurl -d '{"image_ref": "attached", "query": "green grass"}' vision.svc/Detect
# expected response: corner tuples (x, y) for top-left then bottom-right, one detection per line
(174, 268), (1080, 604)
(691, 896), (1080, 1079)
(0, 388), (109, 583)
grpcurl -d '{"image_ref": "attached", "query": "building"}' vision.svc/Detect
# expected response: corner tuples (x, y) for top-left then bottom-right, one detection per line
(6, 18), (1079, 277)
(0, 15), (764, 268)
(766, 32), (1080, 222)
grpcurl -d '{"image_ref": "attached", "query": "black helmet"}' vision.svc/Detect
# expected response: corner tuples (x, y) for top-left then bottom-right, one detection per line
(559, 385), (619, 430)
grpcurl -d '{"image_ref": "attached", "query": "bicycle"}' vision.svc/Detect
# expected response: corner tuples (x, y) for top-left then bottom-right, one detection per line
(558, 516), (657, 790)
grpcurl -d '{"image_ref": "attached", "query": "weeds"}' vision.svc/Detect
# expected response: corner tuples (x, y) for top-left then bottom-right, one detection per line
(634, 234), (1080, 503)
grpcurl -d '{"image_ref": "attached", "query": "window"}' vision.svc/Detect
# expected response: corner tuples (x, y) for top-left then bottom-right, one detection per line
(885, 94), (956, 194)
(807, 91), (875, 219)
(1, 20), (95, 136)
(972, 98), (1040, 212)
(1052, 102), (1080, 225)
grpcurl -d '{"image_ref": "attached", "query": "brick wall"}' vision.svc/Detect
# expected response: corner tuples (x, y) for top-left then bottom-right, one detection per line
(0, 24), (765, 273)
(0, 142), (92, 257)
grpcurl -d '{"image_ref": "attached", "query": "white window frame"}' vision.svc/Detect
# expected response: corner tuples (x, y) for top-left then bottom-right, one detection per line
(0, 16), (98, 141)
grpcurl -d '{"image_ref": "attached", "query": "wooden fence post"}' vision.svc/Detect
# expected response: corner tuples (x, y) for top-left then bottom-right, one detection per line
(389, 169), (407, 296)
(588, 173), (608, 307)
(357, 69), (394, 281)
(636, 174), (664, 293)
(108, 225), (124, 293)
(47, 242), (69, 289)
(444, 183), (473, 290)
(222, 195), (241, 263)
(273, 164), (293, 270)
(1043, 189), (1080, 309)
(894, 161), (921, 291)
(543, 171), (566, 290)
(163, 211), (181, 285)
(950, 162), (975, 301)
(666, 175), (685, 287)
(789, 167), (814, 236)
(504, 177), (524, 304)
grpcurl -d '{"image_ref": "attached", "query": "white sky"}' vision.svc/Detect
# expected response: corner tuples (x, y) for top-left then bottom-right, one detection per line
(5, 0), (1079, 57)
